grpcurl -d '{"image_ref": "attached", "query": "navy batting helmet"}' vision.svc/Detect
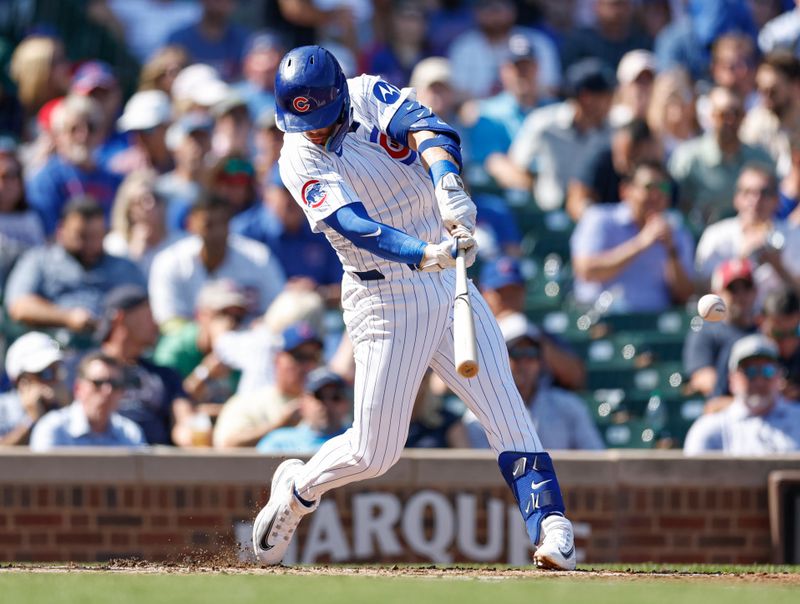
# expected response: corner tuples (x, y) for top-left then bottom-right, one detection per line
(275, 46), (349, 134)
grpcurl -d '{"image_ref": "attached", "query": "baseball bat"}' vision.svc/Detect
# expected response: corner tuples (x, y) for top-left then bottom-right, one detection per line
(453, 244), (479, 378)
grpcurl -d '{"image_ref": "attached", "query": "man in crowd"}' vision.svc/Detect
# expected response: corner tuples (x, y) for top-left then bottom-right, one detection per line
(213, 321), (322, 448)
(0, 332), (69, 445)
(114, 90), (174, 175)
(29, 352), (146, 450)
(669, 87), (774, 229)
(695, 163), (800, 304)
(25, 95), (122, 235)
(232, 30), (284, 121)
(256, 368), (350, 454)
(684, 334), (800, 455)
(683, 259), (759, 397)
(5, 198), (145, 342)
(571, 159), (694, 312)
(98, 285), (197, 446)
(489, 58), (614, 211)
(148, 193), (285, 332)
(465, 313), (604, 450)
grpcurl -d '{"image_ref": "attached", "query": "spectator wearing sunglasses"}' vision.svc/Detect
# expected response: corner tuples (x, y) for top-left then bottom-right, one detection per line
(571, 159), (694, 312)
(29, 351), (145, 450)
(464, 313), (604, 451)
(256, 368), (350, 454)
(0, 332), (70, 445)
(684, 334), (800, 455)
(213, 321), (322, 449)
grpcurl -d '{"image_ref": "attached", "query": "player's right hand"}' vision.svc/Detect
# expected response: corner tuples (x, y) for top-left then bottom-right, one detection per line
(435, 173), (477, 232)
(418, 236), (477, 272)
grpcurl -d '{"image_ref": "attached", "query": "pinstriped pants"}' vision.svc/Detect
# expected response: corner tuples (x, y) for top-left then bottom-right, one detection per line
(293, 269), (543, 501)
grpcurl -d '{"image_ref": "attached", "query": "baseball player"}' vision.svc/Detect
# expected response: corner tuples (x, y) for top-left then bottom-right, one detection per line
(252, 46), (576, 570)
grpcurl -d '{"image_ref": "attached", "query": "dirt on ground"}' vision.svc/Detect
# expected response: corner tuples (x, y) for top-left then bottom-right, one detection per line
(2, 559), (800, 585)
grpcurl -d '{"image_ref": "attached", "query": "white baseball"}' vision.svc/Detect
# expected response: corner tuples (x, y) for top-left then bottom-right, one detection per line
(698, 294), (727, 322)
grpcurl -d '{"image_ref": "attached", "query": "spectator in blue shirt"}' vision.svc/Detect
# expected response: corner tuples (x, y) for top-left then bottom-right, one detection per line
(29, 351), (146, 450)
(167, 0), (249, 82)
(4, 198), (146, 341)
(256, 367), (350, 454)
(571, 159), (695, 312)
(231, 167), (342, 305)
(232, 30), (284, 121)
(25, 95), (122, 235)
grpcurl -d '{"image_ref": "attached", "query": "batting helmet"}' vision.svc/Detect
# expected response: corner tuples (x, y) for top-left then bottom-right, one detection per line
(275, 45), (350, 134)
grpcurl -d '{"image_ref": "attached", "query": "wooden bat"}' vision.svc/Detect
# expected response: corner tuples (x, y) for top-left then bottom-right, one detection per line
(454, 243), (479, 378)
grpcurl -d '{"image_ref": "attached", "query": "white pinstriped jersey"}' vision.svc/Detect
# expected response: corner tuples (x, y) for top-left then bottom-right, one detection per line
(278, 75), (444, 277)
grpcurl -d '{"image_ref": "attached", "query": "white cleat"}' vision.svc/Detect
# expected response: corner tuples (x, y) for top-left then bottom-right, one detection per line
(533, 514), (577, 571)
(252, 459), (318, 565)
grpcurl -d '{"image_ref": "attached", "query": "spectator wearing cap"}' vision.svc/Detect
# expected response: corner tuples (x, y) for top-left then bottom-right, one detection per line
(105, 169), (183, 279)
(5, 198), (145, 341)
(669, 88), (775, 230)
(474, 33), (544, 152)
(156, 112), (213, 231)
(207, 155), (257, 219)
(464, 313), (604, 451)
(684, 259), (759, 398)
(571, 159), (694, 312)
(490, 58), (614, 211)
(213, 321), (323, 448)
(0, 332), (70, 445)
(230, 166), (342, 305)
(684, 334), (800, 455)
(408, 57), (505, 175)
(566, 118), (663, 221)
(609, 49), (657, 128)
(0, 149), (45, 286)
(154, 279), (246, 410)
(479, 256), (586, 391)
(561, 0), (652, 71)
(166, 0), (249, 82)
(98, 285), (196, 446)
(360, 1), (431, 89)
(740, 51), (800, 179)
(231, 30), (284, 121)
(210, 93), (252, 158)
(695, 163), (800, 306)
(148, 193), (285, 331)
(69, 61), (127, 173)
(29, 351), (145, 450)
(112, 90), (174, 176)
(170, 63), (230, 115)
(448, 0), (561, 100)
(256, 367), (350, 453)
(25, 95), (123, 235)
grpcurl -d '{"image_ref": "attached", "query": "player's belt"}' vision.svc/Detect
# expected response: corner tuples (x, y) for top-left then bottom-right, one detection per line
(353, 269), (385, 281)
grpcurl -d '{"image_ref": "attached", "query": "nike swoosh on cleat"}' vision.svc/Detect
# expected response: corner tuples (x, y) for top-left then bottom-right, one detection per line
(362, 227), (382, 238)
(531, 479), (552, 490)
(258, 515), (277, 551)
(559, 545), (575, 559)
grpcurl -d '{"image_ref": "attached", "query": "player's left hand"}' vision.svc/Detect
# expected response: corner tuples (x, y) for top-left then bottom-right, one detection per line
(418, 235), (477, 272)
(435, 173), (477, 232)
(450, 225), (478, 268)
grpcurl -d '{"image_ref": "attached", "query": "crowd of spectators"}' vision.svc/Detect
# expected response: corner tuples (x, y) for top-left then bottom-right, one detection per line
(2, 0), (800, 456)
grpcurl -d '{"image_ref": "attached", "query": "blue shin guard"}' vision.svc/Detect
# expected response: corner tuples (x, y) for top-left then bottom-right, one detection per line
(498, 451), (566, 545)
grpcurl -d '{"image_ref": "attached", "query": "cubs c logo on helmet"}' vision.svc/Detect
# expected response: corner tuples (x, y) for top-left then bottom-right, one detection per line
(301, 180), (328, 208)
(293, 97), (311, 112)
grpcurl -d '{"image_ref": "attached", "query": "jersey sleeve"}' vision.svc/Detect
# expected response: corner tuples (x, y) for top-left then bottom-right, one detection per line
(279, 148), (362, 232)
(347, 74), (415, 135)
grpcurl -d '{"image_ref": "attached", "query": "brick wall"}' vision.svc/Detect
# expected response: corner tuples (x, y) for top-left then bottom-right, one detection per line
(0, 450), (798, 564)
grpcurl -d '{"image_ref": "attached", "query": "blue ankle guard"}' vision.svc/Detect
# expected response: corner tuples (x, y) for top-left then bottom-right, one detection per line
(498, 451), (566, 545)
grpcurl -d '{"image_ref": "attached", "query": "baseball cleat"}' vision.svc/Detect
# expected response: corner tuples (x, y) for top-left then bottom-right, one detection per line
(533, 514), (577, 571)
(252, 459), (318, 565)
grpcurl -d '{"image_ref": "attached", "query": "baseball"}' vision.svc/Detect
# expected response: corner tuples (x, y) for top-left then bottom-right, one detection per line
(698, 294), (727, 322)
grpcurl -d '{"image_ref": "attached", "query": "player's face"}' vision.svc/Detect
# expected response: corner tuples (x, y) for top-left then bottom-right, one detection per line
(303, 124), (336, 146)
